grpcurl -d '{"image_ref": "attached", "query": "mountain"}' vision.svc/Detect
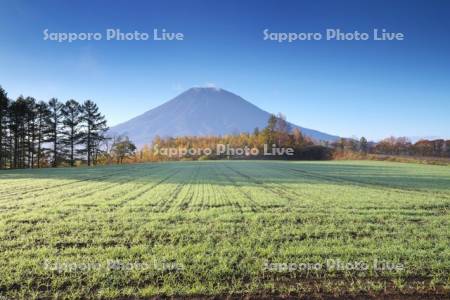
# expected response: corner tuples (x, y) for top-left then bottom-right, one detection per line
(109, 87), (339, 147)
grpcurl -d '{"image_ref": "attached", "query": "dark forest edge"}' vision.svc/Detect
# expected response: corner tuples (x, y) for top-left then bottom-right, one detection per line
(1, 85), (449, 169)
(0, 85), (109, 169)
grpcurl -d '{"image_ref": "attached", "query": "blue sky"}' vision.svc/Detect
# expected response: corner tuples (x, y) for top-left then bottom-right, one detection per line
(0, 0), (449, 140)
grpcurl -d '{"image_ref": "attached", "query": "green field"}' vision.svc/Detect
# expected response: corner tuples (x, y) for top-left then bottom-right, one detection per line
(0, 160), (449, 299)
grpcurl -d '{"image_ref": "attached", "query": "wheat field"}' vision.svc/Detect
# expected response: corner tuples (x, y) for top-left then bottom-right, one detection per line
(0, 160), (449, 298)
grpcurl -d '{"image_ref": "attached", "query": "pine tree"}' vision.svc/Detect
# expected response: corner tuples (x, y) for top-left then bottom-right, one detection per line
(0, 85), (110, 168)
(0, 86), (9, 168)
(61, 100), (82, 166)
(8, 97), (28, 168)
(262, 114), (277, 146)
(46, 98), (64, 167)
(79, 100), (108, 166)
(35, 101), (50, 168)
(360, 136), (368, 154)
(24, 97), (37, 168)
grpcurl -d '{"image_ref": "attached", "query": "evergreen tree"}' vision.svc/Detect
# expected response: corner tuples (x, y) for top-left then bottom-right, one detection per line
(0, 86), (9, 168)
(8, 97), (28, 168)
(24, 97), (37, 168)
(0, 85), (111, 168)
(79, 100), (108, 166)
(46, 98), (64, 167)
(35, 101), (50, 168)
(62, 100), (82, 166)
(262, 114), (277, 145)
(359, 137), (368, 154)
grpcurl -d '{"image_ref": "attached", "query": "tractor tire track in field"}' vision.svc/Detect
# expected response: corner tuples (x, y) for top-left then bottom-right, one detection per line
(219, 164), (262, 212)
(279, 165), (450, 199)
(109, 168), (182, 210)
(70, 164), (167, 204)
(54, 167), (164, 207)
(0, 169), (127, 199)
(195, 166), (215, 211)
(0, 166), (167, 221)
(244, 165), (332, 203)
(210, 165), (244, 213)
(141, 166), (189, 211)
(0, 164), (164, 205)
(0, 164), (163, 201)
(222, 163), (302, 206)
(0, 174), (128, 211)
(99, 166), (175, 208)
(157, 169), (191, 212)
(170, 166), (201, 212)
(190, 165), (229, 212)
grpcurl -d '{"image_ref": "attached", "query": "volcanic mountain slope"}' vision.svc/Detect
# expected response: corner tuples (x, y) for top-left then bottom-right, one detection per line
(109, 87), (339, 146)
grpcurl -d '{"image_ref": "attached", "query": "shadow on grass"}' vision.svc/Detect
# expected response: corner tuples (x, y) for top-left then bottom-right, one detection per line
(0, 160), (449, 192)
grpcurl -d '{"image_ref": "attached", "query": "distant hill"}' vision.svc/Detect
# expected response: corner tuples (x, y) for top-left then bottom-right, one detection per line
(109, 87), (339, 147)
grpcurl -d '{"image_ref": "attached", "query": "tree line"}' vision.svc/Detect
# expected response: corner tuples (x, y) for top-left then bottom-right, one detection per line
(0, 85), (108, 169)
(333, 136), (450, 158)
(3, 83), (447, 167)
(109, 114), (332, 163)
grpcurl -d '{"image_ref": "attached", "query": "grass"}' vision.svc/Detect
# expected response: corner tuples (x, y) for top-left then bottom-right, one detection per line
(0, 160), (449, 299)
(334, 152), (450, 166)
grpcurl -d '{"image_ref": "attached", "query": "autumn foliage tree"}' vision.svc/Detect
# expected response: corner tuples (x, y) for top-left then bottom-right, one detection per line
(111, 136), (136, 163)
(335, 136), (449, 158)
(130, 114), (329, 162)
